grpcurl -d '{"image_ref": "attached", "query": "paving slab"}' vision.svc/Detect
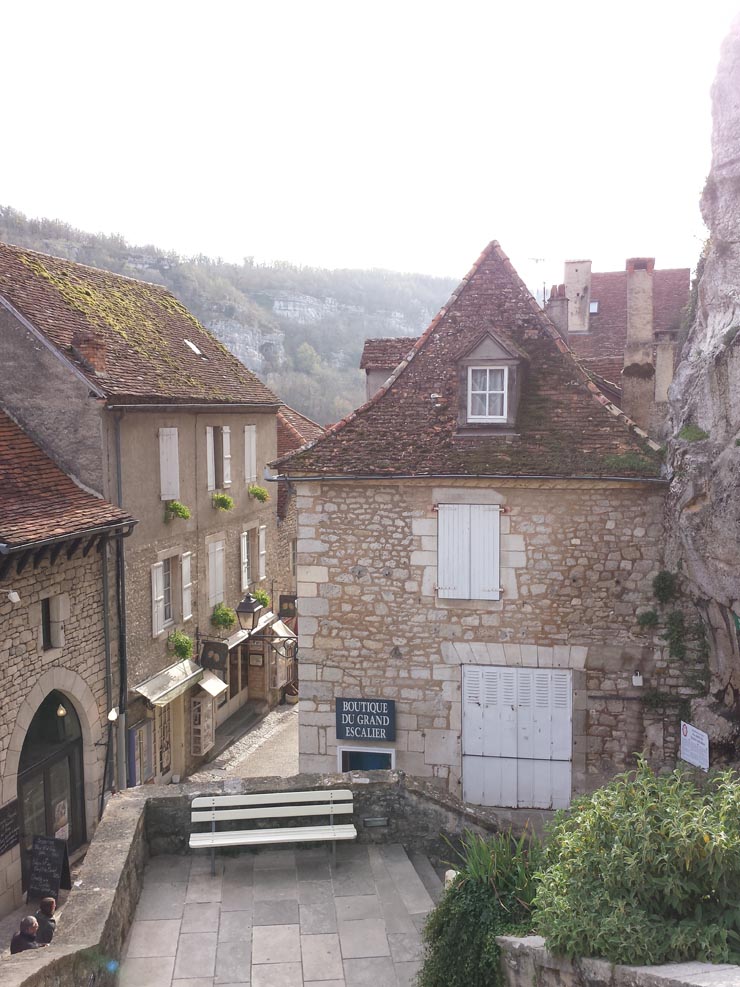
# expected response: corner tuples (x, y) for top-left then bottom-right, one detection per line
(126, 918), (182, 957)
(137, 882), (189, 920)
(220, 909), (254, 940)
(254, 900), (300, 926)
(338, 918), (391, 959)
(252, 962), (303, 986)
(301, 932), (343, 981)
(252, 923), (301, 964)
(216, 940), (252, 983)
(343, 956), (398, 987)
(299, 900), (337, 934)
(120, 955), (176, 987)
(175, 931), (219, 979)
(183, 902), (222, 934)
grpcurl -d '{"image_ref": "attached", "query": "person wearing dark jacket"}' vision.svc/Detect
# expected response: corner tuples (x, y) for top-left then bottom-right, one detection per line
(10, 915), (44, 953)
(35, 898), (56, 944)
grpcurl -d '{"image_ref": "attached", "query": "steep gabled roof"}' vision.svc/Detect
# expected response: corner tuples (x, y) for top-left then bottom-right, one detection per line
(0, 241), (280, 407)
(273, 242), (663, 480)
(360, 337), (419, 371)
(277, 405), (324, 458)
(0, 410), (135, 549)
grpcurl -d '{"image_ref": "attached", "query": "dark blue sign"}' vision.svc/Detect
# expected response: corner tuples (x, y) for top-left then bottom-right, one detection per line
(336, 697), (396, 741)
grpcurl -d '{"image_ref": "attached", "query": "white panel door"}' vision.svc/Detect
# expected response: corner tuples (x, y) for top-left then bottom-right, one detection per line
(462, 665), (572, 809)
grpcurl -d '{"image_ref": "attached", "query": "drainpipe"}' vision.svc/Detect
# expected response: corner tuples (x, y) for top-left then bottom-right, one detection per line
(114, 413), (128, 789)
(100, 544), (114, 816)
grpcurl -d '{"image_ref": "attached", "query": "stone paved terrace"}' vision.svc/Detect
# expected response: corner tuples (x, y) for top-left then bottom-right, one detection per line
(119, 843), (437, 987)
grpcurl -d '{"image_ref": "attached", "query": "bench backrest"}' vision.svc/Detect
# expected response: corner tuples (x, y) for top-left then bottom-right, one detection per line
(191, 790), (354, 827)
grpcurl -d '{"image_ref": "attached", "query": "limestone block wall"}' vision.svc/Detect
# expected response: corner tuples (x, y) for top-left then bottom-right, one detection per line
(295, 477), (682, 797)
(0, 551), (111, 917)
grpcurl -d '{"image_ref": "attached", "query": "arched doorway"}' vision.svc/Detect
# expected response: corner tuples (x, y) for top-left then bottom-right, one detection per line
(17, 691), (86, 889)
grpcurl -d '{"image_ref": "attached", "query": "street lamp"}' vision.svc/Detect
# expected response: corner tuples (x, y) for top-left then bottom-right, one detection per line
(236, 592), (265, 632)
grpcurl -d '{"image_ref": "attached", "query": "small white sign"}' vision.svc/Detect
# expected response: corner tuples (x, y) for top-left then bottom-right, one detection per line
(680, 721), (709, 772)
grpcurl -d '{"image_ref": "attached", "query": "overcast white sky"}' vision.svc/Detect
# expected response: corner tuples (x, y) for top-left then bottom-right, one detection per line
(3, 2), (738, 293)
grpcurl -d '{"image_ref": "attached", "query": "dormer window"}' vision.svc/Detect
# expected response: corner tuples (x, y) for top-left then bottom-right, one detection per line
(468, 367), (508, 422)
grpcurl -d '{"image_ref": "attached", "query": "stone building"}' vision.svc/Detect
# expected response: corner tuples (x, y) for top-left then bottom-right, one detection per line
(0, 242), (288, 785)
(274, 241), (688, 810)
(0, 410), (135, 916)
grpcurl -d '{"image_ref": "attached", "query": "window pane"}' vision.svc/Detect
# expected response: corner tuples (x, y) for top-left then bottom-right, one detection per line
(489, 369), (505, 392)
(470, 368), (487, 391)
(489, 393), (504, 417)
(470, 393), (487, 417)
(163, 558), (172, 623)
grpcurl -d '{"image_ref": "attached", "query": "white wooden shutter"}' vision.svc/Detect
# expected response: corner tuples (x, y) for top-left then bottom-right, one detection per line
(258, 525), (266, 580)
(245, 425), (257, 482)
(181, 552), (192, 621)
(158, 428), (180, 500)
(437, 504), (470, 598)
(208, 541), (225, 606)
(470, 505), (500, 600)
(240, 532), (251, 591)
(206, 427), (216, 491)
(151, 562), (165, 636)
(222, 426), (232, 487)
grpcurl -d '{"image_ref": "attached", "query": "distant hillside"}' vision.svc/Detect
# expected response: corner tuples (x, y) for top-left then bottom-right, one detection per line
(0, 206), (457, 424)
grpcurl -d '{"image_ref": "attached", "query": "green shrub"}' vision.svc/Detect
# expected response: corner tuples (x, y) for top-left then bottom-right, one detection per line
(211, 602), (236, 630)
(164, 500), (191, 521)
(212, 493), (234, 511)
(418, 829), (542, 987)
(253, 588), (270, 608)
(663, 609), (687, 659)
(678, 424), (709, 442)
(248, 484), (270, 502)
(168, 629), (193, 660)
(534, 760), (740, 965)
(653, 570), (678, 604)
(637, 609), (659, 628)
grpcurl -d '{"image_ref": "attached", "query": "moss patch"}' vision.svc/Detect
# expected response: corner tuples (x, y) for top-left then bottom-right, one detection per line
(678, 424), (709, 442)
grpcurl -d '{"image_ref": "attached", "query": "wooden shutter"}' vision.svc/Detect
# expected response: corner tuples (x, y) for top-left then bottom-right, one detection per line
(181, 552), (192, 621)
(240, 532), (251, 591)
(151, 562), (165, 636)
(258, 525), (266, 580)
(470, 505), (501, 600)
(222, 426), (232, 487)
(437, 504), (471, 599)
(159, 428), (180, 501)
(245, 425), (257, 482)
(208, 541), (224, 606)
(206, 427), (216, 491)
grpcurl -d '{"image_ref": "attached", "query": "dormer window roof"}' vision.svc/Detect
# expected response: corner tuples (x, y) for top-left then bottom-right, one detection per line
(456, 328), (528, 430)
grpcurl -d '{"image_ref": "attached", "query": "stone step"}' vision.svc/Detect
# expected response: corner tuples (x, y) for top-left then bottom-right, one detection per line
(407, 850), (444, 904)
(380, 843), (436, 915)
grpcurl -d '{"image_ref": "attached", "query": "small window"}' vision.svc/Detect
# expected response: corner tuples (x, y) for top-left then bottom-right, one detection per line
(181, 553), (192, 622)
(241, 531), (251, 591)
(207, 426), (232, 490)
(245, 425), (257, 483)
(338, 747), (395, 771)
(158, 427), (180, 501)
(258, 526), (267, 581)
(208, 540), (225, 606)
(467, 366), (508, 422)
(41, 598), (52, 651)
(589, 300), (599, 314)
(162, 558), (173, 626)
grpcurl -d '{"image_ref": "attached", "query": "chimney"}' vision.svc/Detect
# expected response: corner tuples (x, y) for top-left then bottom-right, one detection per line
(622, 258), (655, 432)
(564, 260), (591, 332)
(545, 283), (568, 337)
(71, 330), (107, 374)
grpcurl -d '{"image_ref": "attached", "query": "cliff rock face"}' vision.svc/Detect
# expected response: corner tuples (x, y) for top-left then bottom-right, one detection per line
(667, 16), (740, 750)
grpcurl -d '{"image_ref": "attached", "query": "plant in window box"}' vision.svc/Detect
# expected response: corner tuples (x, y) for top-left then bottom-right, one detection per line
(164, 500), (191, 522)
(211, 602), (236, 631)
(168, 629), (194, 660)
(253, 588), (270, 608)
(212, 493), (234, 511)
(248, 484), (270, 503)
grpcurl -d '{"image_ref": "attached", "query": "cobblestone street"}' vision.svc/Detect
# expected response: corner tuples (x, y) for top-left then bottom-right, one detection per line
(188, 703), (299, 782)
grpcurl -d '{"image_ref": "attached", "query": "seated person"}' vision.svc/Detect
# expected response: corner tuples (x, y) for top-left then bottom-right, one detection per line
(10, 915), (45, 953)
(35, 898), (57, 944)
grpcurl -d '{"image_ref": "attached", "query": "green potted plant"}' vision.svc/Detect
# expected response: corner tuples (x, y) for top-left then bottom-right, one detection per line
(211, 602), (236, 631)
(164, 500), (191, 521)
(253, 588), (270, 608)
(168, 629), (194, 660)
(212, 493), (234, 511)
(248, 484), (270, 503)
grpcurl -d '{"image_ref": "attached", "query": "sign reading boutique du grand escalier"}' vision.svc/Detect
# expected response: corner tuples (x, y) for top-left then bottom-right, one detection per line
(336, 697), (396, 741)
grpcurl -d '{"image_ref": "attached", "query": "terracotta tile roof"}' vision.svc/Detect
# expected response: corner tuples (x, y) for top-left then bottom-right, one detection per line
(359, 337), (419, 371)
(0, 241), (280, 407)
(277, 406), (324, 458)
(0, 410), (135, 549)
(567, 268), (689, 364)
(273, 242), (663, 480)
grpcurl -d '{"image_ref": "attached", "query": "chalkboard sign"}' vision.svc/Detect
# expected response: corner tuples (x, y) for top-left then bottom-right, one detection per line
(0, 800), (19, 856)
(27, 835), (71, 901)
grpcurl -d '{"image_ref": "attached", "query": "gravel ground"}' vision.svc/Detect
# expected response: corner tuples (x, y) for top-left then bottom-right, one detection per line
(187, 703), (299, 782)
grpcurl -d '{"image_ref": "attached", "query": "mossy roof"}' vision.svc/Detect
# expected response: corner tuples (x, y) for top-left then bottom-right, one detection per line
(0, 241), (279, 407)
(273, 241), (664, 481)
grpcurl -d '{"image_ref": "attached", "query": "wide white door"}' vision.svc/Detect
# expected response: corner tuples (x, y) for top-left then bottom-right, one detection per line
(462, 665), (572, 809)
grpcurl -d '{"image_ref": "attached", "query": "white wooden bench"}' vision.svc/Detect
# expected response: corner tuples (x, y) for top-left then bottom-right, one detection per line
(189, 790), (357, 874)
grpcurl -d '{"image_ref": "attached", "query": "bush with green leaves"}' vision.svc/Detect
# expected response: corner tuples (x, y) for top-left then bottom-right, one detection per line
(168, 629), (193, 660)
(253, 588), (270, 608)
(248, 484), (270, 503)
(211, 602), (236, 630)
(535, 759), (740, 965)
(212, 493), (234, 511)
(418, 829), (542, 987)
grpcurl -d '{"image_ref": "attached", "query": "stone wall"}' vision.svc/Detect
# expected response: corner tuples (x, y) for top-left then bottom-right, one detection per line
(293, 477), (693, 797)
(0, 550), (112, 916)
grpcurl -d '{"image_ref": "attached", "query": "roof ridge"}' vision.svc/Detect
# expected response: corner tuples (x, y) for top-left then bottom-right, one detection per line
(0, 240), (170, 290)
(280, 403), (323, 431)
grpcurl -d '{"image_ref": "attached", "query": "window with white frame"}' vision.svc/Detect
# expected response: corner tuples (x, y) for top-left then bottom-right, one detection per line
(208, 539), (225, 606)
(206, 425), (232, 490)
(437, 503), (501, 601)
(38, 594), (66, 652)
(467, 367), (508, 422)
(181, 552), (193, 621)
(258, 525), (267, 580)
(244, 425), (257, 483)
(158, 427), (180, 500)
(240, 531), (251, 591)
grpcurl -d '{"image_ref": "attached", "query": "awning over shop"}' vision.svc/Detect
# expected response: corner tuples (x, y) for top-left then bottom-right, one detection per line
(199, 669), (229, 698)
(134, 659), (203, 707)
(270, 619), (297, 656)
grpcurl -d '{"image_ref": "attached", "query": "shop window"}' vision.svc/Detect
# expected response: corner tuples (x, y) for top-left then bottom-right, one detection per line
(338, 747), (395, 772)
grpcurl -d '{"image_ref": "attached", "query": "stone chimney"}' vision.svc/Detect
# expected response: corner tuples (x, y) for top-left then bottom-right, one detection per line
(564, 260), (591, 332)
(545, 284), (568, 337)
(622, 258), (655, 431)
(71, 330), (107, 374)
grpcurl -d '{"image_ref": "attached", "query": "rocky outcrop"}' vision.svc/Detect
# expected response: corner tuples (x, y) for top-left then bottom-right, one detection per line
(667, 16), (740, 753)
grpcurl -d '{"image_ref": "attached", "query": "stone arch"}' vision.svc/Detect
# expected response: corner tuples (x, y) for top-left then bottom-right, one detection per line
(3, 667), (106, 836)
